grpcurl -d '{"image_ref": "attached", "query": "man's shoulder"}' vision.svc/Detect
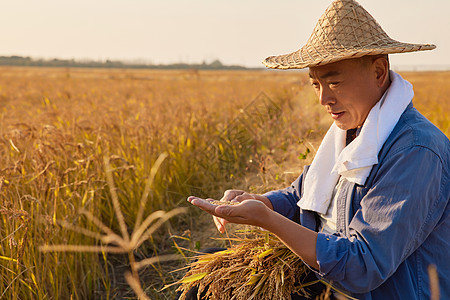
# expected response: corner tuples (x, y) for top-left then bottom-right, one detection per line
(383, 105), (450, 163)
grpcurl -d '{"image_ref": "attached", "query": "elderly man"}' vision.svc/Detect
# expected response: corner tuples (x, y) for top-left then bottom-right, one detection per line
(188, 0), (449, 299)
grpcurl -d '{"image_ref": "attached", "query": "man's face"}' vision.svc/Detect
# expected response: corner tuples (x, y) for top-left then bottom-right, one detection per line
(309, 57), (382, 130)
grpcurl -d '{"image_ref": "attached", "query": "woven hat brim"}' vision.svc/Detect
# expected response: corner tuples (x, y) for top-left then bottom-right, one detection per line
(263, 42), (436, 69)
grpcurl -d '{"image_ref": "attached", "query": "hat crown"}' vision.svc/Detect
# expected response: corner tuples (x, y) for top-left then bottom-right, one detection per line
(308, 0), (390, 51)
(262, 0), (435, 69)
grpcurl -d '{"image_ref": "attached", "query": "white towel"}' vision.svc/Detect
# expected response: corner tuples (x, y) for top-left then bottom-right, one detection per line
(298, 71), (414, 214)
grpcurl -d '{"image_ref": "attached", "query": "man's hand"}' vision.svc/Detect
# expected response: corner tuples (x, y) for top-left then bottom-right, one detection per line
(188, 190), (273, 233)
(187, 194), (319, 269)
(186, 196), (271, 229)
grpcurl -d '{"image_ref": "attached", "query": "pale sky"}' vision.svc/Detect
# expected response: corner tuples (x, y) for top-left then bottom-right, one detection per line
(1, 0), (449, 69)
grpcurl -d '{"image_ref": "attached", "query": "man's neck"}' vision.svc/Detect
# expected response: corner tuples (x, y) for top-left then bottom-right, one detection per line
(346, 128), (358, 146)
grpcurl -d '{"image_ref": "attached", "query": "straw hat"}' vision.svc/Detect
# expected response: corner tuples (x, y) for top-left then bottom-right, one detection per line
(263, 0), (436, 69)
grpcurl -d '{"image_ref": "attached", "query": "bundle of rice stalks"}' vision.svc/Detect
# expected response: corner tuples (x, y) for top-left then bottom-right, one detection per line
(174, 230), (314, 300)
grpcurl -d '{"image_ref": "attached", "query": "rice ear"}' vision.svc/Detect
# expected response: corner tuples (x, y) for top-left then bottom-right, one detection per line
(181, 272), (208, 283)
(175, 230), (309, 300)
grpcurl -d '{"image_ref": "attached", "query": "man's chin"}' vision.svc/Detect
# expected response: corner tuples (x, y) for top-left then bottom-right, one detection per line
(334, 121), (350, 130)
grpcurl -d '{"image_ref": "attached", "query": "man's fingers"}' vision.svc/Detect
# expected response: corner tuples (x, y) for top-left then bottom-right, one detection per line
(188, 197), (232, 217)
(188, 197), (218, 214)
(188, 195), (258, 231)
(220, 190), (245, 202)
(213, 216), (227, 234)
(234, 193), (255, 202)
(190, 198), (212, 209)
(214, 216), (228, 227)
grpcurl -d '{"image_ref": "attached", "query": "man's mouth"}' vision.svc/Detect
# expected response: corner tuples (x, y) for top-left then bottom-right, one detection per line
(330, 111), (344, 120)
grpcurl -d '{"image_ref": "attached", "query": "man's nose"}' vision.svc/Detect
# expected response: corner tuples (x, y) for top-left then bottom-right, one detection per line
(319, 86), (335, 106)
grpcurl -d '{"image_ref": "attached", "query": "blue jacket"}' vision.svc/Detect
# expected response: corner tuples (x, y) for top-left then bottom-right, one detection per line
(264, 103), (450, 299)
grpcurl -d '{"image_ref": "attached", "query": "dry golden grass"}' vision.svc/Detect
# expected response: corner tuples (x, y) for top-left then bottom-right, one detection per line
(400, 71), (450, 137)
(0, 67), (448, 299)
(0, 67), (318, 299)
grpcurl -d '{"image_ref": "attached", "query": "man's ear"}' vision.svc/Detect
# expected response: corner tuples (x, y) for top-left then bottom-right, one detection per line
(373, 57), (390, 88)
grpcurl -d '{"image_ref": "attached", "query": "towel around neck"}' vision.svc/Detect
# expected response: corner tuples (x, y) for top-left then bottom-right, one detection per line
(298, 71), (414, 214)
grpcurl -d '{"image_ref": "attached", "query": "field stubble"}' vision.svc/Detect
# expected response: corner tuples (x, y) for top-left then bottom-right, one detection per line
(0, 67), (448, 299)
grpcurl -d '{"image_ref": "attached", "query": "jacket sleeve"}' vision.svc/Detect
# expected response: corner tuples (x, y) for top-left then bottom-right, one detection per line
(262, 168), (307, 223)
(315, 145), (448, 293)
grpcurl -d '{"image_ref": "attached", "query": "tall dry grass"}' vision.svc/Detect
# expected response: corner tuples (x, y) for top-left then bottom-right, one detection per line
(0, 67), (448, 299)
(400, 71), (450, 137)
(0, 67), (320, 299)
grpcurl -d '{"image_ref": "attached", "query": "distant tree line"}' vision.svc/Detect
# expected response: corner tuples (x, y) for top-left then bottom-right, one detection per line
(0, 56), (250, 70)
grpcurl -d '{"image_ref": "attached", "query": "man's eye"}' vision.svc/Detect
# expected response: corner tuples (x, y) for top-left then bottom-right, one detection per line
(311, 82), (319, 88)
(329, 82), (340, 87)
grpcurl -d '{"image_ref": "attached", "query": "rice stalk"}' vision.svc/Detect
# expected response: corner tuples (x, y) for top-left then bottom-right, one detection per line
(124, 271), (150, 300)
(173, 230), (357, 300)
(134, 152), (169, 232)
(39, 153), (186, 299)
(104, 156), (130, 243)
(173, 230), (306, 300)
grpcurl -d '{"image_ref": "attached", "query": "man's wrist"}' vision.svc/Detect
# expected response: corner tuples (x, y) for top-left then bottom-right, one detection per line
(255, 195), (274, 210)
(259, 207), (281, 232)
